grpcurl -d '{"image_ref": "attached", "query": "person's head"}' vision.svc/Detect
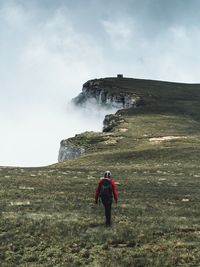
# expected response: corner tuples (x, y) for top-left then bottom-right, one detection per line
(104, 170), (111, 178)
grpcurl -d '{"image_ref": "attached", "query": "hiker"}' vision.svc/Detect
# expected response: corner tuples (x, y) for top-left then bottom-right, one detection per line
(95, 171), (118, 226)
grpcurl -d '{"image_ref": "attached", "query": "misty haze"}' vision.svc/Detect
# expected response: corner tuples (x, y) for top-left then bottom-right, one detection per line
(1, 98), (117, 167)
(1, 0), (200, 166)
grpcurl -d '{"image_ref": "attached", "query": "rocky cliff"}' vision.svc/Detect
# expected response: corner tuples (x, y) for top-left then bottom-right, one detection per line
(73, 78), (143, 108)
(58, 77), (140, 162)
(59, 75), (200, 163)
(58, 140), (85, 162)
(58, 129), (125, 162)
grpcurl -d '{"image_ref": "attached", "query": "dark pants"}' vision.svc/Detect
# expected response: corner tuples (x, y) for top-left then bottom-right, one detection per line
(101, 197), (112, 226)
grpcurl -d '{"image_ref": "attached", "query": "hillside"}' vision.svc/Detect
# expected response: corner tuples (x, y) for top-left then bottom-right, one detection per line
(1, 77), (200, 266)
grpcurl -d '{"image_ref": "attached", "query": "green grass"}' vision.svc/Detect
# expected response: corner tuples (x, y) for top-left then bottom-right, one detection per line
(1, 78), (200, 266)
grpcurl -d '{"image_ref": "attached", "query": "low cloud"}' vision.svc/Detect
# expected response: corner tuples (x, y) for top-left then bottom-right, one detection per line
(1, 0), (200, 166)
(0, 2), (108, 166)
(102, 18), (133, 50)
(1, 100), (117, 167)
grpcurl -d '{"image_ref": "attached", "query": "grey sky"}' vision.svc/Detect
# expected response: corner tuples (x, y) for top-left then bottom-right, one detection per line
(0, 0), (200, 166)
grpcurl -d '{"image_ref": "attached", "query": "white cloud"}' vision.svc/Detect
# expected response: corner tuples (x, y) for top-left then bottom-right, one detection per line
(0, 2), (109, 166)
(102, 19), (133, 50)
(138, 25), (200, 82)
(1, 1), (200, 166)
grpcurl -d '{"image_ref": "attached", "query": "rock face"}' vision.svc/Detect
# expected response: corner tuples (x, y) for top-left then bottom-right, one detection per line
(58, 140), (85, 162)
(103, 114), (125, 132)
(58, 77), (143, 163)
(73, 78), (142, 109)
(58, 129), (125, 163)
(58, 131), (117, 162)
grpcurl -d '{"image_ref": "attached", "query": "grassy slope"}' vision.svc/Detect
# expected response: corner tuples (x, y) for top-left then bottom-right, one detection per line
(1, 78), (200, 266)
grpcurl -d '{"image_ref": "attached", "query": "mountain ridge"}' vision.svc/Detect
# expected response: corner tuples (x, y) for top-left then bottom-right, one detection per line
(58, 76), (200, 163)
(1, 76), (200, 266)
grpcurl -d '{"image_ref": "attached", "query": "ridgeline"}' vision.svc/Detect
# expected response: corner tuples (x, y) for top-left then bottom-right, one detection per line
(1, 77), (200, 266)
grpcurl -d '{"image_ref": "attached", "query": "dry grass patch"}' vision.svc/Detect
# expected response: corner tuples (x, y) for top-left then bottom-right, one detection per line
(149, 136), (188, 144)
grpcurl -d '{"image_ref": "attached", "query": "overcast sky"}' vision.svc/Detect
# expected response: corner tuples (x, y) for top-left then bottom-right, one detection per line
(0, 0), (200, 167)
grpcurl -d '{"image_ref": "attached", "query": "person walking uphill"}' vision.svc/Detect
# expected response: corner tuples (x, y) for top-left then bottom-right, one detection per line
(95, 171), (118, 226)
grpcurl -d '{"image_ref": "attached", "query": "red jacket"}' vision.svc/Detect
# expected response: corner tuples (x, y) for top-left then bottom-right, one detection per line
(95, 178), (118, 203)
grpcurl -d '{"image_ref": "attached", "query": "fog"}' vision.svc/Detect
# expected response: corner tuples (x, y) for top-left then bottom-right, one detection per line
(1, 0), (200, 166)
(1, 100), (117, 167)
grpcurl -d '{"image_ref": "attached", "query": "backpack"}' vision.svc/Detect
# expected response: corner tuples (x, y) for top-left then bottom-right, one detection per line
(99, 178), (113, 199)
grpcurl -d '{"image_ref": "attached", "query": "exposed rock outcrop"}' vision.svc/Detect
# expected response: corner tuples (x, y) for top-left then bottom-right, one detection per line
(58, 130), (124, 162)
(73, 78), (142, 109)
(103, 114), (125, 132)
(58, 77), (143, 162)
(58, 140), (85, 162)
